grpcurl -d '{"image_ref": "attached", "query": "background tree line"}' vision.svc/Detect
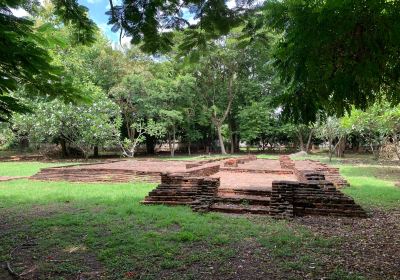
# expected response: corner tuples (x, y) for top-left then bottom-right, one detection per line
(1, 0), (400, 159)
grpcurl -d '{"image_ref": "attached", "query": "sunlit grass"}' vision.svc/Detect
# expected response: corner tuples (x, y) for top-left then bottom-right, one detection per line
(0, 178), (324, 279)
(339, 166), (400, 209)
(0, 161), (74, 177)
(0, 158), (398, 279)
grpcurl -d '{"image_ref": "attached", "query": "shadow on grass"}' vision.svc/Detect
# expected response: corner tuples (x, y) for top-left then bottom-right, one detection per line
(0, 179), (342, 279)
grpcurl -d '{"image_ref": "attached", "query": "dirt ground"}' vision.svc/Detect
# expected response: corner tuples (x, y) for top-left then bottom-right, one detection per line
(2, 208), (398, 280)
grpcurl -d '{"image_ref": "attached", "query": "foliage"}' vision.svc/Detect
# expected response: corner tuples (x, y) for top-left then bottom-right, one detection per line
(262, 0), (400, 121)
(0, 123), (14, 149)
(317, 116), (346, 161)
(120, 119), (166, 158)
(12, 86), (121, 158)
(342, 103), (389, 159)
(238, 101), (294, 150)
(106, 0), (259, 53)
(0, 0), (97, 120)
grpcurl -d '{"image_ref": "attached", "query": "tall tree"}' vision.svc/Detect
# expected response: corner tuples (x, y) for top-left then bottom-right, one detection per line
(193, 47), (238, 154)
(261, 0), (400, 121)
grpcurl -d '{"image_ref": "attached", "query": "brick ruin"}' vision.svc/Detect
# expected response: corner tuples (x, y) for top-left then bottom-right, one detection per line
(30, 155), (366, 218)
(142, 156), (366, 218)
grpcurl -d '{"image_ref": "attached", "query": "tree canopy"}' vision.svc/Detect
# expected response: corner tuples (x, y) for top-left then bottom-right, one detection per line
(0, 0), (96, 120)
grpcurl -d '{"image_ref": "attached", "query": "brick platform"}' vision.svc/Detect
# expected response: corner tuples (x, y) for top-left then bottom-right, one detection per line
(142, 156), (366, 218)
(29, 155), (365, 218)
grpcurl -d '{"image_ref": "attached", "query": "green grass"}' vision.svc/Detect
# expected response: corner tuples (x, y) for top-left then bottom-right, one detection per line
(339, 165), (400, 209)
(292, 152), (376, 164)
(256, 154), (280, 159)
(0, 178), (334, 279)
(0, 159), (398, 279)
(0, 161), (74, 177)
(289, 153), (400, 209)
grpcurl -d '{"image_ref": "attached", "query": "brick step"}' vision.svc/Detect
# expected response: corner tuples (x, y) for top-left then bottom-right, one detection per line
(218, 188), (272, 197)
(149, 190), (198, 196)
(141, 200), (189, 206)
(31, 173), (159, 183)
(219, 168), (293, 174)
(157, 183), (204, 189)
(144, 195), (194, 202)
(32, 174), (139, 179)
(209, 203), (270, 214)
(213, 196), (270, 206)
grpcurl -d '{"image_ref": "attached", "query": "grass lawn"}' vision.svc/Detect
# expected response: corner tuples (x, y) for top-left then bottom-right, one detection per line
(340, 165), (400, 210)
(0, 162), (75, 177)
(0, 159), (399, 279)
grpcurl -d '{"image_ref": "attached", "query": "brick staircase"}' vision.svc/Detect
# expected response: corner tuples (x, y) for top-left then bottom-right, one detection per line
(208, 188), (271, 214)
(142, 173), (220, 212)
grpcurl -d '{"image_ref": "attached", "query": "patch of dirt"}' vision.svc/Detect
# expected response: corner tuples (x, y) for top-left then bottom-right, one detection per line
(293, 209), (400, 279)
(0, 205), (106, 280)
(152, 210), (400, 280)
(3, 238), (106, 280)
(0, 204), (76, 239)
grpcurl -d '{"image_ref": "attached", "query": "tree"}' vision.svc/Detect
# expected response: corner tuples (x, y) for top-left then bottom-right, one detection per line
(383, 104), (400, 160)
(261, 0), (400, 121)
(12, 85), (121, 159)
(119, 119), (165, 158)
(0, 123), (14, 150)
(1, 0), (97, 119)
(317, 116), (346, 162)
(342, 102), (395, 160)
(192, 46), (239, 154)
(106, 0), (260, 53)
(295, 124), (316, 154)
(238, 101), (276, 150)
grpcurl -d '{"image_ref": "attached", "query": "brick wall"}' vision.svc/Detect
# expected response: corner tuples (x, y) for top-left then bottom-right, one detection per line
(31, 168), (161, 183)
(142, 172), (220, 211)
(270, 178), (367, 218)
(186, 164), (220, 176)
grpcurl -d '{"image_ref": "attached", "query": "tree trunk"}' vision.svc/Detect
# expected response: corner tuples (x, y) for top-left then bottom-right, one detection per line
(305, 129), (314, 153)
(188, 140), (191, 156)
(370, 143), (380, 159)
(393, 135), (400, 160)
(229, 118), (237, 154)
(93, 146), (99, 157)
(297, 131), (305, 152)
(335, 136), (346, 158)
(216, 125), (227, 154)
(328, 138), (334, 162)
(146, 136), (156, 154)
(230, 132), (234, 154)
(170, 126), (176, 157)
(60, 138), (68, 158)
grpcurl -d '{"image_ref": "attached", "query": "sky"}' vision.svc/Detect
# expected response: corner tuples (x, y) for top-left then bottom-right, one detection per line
(78, 0), (239, 45)
(12, 0), (257, 47)
(78, 0), (120, 43)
